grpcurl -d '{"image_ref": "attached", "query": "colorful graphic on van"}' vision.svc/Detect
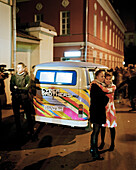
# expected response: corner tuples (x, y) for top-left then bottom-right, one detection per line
(41, 88), (71, 97)
(33, 87), (90, 121)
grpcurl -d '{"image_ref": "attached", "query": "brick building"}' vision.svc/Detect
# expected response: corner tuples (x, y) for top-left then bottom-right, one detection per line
(17, 0), (126, 68)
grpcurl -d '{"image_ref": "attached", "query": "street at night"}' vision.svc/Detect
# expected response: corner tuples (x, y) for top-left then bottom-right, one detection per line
(1, 0), (136, 169)
(0, 99), (135, 170)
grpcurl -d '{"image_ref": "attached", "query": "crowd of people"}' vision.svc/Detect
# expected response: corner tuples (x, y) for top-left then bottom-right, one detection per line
(108, 65), (136, 111)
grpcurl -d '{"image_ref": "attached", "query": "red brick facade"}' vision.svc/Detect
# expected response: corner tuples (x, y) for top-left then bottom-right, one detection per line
(17, 0), (126, 68)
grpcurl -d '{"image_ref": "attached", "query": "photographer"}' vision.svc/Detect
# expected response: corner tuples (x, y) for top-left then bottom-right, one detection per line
(0, 70), (8, 124)
(10, 62), (34, 139)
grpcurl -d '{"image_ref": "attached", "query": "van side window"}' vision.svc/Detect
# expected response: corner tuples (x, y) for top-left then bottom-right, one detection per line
(35, 70), (77, 85)
(89, 71), (95, 82)
(85, 69), (90, 86)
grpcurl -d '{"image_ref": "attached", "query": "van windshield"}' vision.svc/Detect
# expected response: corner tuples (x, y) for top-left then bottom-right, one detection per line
(35, 70), (77, 85)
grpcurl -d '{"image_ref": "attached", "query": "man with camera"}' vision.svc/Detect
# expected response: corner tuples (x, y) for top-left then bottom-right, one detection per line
(10, 62), (34, 139)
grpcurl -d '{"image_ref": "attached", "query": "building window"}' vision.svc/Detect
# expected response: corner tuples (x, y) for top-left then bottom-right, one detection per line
(94, 14), (97, 37)
(100, 58), (102, 64)
(60, 11), (70, 35)
(109, 55), (111, 68)
(94, 3), (97, 10)
(116, 34), (118, 49)
(93, 50), (97, 63)
(99, 52), (103, 64)
(105, 25), (108, 43)
(113, 32), (115, 47)
(93, 57), (96, 63)
(118, 37), (120, 50)
(100, 21), (103, 40)
(120, 38), (122, 51)
(112, 56), (114, 68)
(105, 54), (107, 66)
(34, 14), (43, 22)
(109, 29), (111, 45)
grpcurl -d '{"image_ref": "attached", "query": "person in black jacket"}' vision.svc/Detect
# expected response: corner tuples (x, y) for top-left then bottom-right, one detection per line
(90, 70), (109, 160)
(10, 62), (34, 139)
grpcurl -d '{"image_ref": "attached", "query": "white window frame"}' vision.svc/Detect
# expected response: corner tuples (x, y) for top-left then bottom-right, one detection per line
(94, 15), (97, 37)
(100, 21), (103, 40)
(118, 37), (120, 50)
(116, 34), (118, 49)
(113, 32), (115, 47)
(105, 25), (108, 43)
(109, 29), (111, 45)
(60, 11), (70, 35)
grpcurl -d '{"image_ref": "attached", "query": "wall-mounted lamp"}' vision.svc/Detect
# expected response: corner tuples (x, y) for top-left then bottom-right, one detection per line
(80, 46), (84, 50)
(90, 46), (94, 50)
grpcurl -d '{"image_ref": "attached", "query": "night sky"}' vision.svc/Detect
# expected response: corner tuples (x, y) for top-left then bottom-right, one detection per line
(109, 0), (136, 32)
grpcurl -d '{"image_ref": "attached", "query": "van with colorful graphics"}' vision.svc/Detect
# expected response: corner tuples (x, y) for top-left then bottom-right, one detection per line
(32, 61), (108, 127)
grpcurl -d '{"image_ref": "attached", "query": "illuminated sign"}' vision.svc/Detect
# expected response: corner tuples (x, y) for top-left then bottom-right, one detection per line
(64, 51), (81, 58)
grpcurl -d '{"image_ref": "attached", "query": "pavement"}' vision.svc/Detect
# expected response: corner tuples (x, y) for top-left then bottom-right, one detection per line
(0, 98), (136, 170)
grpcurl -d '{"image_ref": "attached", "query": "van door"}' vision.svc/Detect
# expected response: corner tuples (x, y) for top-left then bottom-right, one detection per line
(35, 69), (79, 105)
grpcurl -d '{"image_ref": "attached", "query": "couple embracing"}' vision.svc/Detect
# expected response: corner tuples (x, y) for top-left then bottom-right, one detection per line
(90, 70), (117, 160)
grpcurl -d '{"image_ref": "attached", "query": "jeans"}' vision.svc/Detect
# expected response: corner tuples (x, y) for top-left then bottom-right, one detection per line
(12, 93), (34, 135)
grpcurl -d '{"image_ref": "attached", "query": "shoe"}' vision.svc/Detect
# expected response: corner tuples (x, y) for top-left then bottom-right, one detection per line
(98, 142), (105, 150)
(93, 155), (104, 160)
(92, 152), (104, 160)
(108, 144), (114, 152)
(90, 148), (104, 160)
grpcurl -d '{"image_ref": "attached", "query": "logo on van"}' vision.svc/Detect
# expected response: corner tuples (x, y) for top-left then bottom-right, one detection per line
(42, 88), (71, 97)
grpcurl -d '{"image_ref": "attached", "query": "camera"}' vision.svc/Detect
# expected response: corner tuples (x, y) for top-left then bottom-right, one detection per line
(0, 64), (14, 78)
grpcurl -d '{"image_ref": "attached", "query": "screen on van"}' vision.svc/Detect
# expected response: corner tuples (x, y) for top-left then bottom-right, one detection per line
(36, 70), (77, 85)
(40, 72), (55, 82)
(56, 72), (72, 83)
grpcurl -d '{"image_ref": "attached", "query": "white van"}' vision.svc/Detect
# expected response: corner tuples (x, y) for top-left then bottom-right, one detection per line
(32, 61), (108, 127)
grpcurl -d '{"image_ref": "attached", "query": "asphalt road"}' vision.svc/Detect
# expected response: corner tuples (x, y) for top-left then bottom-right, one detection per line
(0, 99), (136, 170)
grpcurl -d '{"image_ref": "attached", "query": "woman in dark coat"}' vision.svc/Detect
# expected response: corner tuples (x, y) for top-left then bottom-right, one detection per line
(90, 70), (109, 160)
